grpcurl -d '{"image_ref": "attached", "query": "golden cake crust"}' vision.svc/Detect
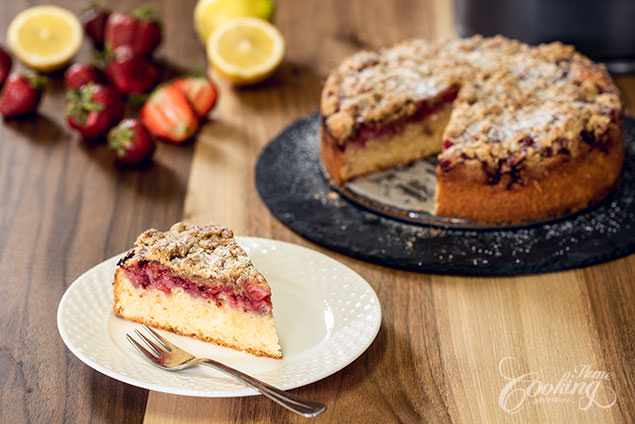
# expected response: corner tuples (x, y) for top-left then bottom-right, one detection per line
(122, 222), (269, 292)
(435, 122), (624, 223)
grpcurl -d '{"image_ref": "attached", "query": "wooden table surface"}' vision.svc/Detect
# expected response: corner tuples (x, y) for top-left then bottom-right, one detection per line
(1, 0), (633, 422)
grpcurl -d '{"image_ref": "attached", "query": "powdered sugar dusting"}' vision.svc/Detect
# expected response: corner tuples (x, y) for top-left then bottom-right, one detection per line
(322, 35), (621, 170)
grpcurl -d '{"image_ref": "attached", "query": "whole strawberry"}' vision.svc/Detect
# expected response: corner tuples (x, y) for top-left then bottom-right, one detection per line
(108, 118), (156, 165)
(0, 46), (12, 86)
(105, 45), (159, 95)
(64, 63), (103, 90)
(104, 5), (162, 57)
(66, 83), (124, 140)
(81, 4), (110, 49)
(0, 71), (46, 119)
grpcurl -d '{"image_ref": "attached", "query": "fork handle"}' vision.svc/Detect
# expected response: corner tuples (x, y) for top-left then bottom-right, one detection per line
(200, 358), (327, 417)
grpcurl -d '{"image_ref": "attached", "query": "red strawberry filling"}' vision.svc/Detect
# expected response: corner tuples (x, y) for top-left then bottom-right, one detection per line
(121, 260), (272, 314)
(344, 87), (458, 149)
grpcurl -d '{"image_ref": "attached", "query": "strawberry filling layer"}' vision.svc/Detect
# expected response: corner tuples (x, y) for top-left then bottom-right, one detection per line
(121, 260), (272, 314)
(344, 87), (458, 149)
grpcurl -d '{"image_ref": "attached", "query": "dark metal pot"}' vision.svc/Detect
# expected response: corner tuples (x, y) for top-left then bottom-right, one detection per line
(454, 0), (635, 73)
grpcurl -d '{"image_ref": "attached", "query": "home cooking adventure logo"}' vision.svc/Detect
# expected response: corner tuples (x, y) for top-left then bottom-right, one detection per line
(497, 357), (617, 414)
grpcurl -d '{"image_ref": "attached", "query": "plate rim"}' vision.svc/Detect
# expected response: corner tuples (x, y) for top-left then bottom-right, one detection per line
(57, 236), (382, 397)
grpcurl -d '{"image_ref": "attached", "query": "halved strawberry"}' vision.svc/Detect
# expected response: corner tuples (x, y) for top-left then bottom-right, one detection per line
(141, 84), (198, 143)
(172, 77), (218, 119)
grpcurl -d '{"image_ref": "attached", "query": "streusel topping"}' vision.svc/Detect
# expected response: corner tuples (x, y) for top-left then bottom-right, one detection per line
(122, 222), (269, 290)
(321, 35), (621, 167)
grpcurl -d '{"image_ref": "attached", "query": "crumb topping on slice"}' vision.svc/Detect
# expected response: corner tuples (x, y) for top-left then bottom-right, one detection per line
(321, 35), (622, 168)
(121, 222), (269, 292)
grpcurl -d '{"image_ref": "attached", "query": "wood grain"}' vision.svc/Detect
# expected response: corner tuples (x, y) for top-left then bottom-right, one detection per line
(146, 1), (635, 423)
(0, 0), (632, 423)
(0, 0), (197, 422)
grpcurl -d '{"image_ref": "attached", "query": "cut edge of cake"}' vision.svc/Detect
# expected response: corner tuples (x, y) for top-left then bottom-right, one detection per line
(321, 102), (453, 184)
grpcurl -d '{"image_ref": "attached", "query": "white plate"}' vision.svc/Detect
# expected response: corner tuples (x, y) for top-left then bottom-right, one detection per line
(57, 237), (381, 397)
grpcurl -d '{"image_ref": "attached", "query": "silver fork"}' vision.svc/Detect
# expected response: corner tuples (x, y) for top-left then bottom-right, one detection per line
(126, 325), (327, 418)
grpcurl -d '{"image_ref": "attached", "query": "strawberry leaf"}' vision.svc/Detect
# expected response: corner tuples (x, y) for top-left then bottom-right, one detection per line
(25, 71), (48, 89)
(190, 65), (205, 78)
(65, 83), (104, 125)
(131, 4), (161, 24)
(94, 44), (114, 68)
(127, 93), (150, 105)
(108, 124), (134, 156)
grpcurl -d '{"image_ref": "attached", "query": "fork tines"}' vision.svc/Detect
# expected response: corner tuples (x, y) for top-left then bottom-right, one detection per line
(126, 326), (170, 365)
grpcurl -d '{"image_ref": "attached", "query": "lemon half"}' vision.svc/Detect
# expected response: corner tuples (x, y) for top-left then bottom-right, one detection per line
(194, 0), (275, 45)
(8, 5), (83, 72)
(207, 17), (284, 86)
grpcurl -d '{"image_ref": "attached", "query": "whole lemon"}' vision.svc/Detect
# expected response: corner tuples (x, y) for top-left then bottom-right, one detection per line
(194, 0), (275, 45)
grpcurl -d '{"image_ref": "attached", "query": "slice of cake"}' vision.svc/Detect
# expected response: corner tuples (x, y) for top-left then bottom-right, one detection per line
(113, 222), (282, 359)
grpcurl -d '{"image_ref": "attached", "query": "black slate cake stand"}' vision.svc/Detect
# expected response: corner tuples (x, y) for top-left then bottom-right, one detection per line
(255, 113), (635, 276)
